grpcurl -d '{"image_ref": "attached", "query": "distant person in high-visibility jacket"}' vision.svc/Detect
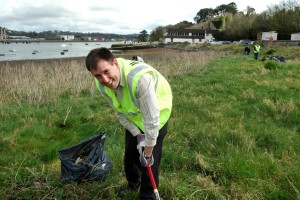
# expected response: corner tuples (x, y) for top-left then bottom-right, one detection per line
(85, 47), (172, 200)
(253, 42), (261, 60)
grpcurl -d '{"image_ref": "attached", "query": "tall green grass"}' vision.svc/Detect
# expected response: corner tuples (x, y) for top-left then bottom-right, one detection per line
(0, 47), (299, 199)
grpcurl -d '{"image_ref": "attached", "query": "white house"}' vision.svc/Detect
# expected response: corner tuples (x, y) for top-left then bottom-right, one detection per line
(257, 31), (278, 41)
(59, 35), (75, 41)
(163, 28), (218, 44)
(291, 33), (300, 40)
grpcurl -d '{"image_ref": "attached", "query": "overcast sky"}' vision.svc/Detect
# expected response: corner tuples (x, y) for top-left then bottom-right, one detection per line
(0, 0), (282, 34)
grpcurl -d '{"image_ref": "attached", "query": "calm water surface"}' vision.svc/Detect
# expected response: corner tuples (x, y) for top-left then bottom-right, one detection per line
(0, 41), (118, 61)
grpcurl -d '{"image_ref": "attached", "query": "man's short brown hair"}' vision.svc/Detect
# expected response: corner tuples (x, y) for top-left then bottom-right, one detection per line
(85, 48), (115, 71)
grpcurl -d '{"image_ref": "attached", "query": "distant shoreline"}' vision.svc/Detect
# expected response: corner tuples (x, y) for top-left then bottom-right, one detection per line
(110, 43), (163, 50)
(0, 56), (86, 64)
(1, 40), (118, 44)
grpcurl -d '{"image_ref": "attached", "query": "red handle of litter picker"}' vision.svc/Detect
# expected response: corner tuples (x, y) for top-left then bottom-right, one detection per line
(147, 164), (160, 200)
(147, 164), (157, 189)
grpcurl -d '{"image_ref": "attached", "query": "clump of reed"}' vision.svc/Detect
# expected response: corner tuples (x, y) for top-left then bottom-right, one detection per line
(0, 58), (94, 103)
(0, 49), (221, 104)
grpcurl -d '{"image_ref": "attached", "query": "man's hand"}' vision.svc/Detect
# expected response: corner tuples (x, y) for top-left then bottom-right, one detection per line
(143, 146), (153, 157)
(136, 134), (145, 155)
(139, 151), (154, 167)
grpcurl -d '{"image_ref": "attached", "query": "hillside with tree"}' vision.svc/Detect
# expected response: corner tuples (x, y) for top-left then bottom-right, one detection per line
(149, 0), (300, 42)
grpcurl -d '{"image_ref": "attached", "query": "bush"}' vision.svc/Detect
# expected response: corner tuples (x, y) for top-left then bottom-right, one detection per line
(264, 61), (280, 70)
(265, 49), (276, 55)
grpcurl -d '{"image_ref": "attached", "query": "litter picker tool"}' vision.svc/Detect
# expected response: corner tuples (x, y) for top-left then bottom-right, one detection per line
(147, 164), (160, 200)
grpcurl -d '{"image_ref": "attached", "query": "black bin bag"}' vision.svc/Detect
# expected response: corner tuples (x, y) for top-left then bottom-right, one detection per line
(58, 133), (112, 184)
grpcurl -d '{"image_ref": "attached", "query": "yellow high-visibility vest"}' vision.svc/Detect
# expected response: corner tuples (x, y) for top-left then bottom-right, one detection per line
(95, 58), (172, 131)
(254, 45), (261, 53)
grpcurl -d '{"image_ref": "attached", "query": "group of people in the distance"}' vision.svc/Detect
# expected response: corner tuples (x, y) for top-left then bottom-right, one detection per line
(244, 41), (261, 60)
(245, 41), (286, 63)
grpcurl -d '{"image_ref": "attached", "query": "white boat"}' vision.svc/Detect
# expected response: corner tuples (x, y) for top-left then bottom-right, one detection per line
(32, 50), (40, 54)
(9, 49), (16, 52)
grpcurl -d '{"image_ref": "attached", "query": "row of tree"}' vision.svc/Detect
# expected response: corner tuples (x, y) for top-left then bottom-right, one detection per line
(0, 29), (140, 41)
(193, 2), (238, 23)
(149, 0), (300, 41)
(221, 0), (300, 40)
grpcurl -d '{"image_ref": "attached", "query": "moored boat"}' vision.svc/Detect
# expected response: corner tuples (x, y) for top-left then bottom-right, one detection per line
(32, 50), (40, 54)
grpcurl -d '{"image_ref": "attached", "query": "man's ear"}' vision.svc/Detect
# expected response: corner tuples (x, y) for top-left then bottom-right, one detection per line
(113, 59), (119, 68)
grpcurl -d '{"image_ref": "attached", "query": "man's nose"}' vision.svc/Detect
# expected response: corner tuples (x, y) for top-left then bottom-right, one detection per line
(101, 75), (109, 83)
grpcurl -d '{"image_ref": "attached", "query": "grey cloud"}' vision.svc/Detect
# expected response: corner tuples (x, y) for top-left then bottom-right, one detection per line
(88, 6), (119, 12)
(11, 5), (75, 20)
(0, 3), (155, 34)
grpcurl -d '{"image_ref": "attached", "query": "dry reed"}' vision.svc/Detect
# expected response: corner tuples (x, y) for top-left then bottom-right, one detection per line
(0, 58), (93, 103)
(0, 48), (221, 104)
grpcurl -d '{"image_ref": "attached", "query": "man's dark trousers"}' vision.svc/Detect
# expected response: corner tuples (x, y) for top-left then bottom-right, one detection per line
(124, 122), (168, 199)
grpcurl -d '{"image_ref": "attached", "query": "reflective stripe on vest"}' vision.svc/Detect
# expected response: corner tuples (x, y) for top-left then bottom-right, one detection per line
(127, 65), (159, 107)
(254, 45), (260, 53)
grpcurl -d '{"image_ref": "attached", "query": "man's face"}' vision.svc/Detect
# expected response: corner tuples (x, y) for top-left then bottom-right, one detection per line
(90, 59), (120, 89)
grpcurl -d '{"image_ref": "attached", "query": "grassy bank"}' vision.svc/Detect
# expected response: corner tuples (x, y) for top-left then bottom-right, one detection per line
(0, 46), (300, 199)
